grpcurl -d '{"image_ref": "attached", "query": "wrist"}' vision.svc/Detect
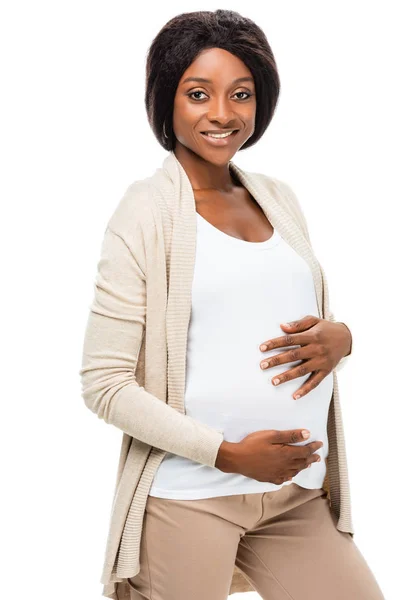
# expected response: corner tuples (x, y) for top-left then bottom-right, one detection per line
(338, 322), (352, 356)
(215, 440), (239, 473)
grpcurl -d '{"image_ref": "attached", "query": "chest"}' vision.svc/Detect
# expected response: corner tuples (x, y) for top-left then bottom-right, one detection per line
(194, 187), (274, 243)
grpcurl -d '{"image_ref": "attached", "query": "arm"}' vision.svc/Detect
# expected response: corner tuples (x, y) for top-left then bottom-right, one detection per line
(79, 225), (224, 468)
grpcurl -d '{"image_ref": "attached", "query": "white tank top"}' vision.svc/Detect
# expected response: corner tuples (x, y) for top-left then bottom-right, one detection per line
(149, 211), (333, 499)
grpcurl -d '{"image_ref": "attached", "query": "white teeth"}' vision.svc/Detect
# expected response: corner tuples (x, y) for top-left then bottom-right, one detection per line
(203, 131), (235, 139)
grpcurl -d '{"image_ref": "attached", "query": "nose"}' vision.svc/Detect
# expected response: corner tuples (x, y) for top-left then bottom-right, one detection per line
(207, 96), (236, 125)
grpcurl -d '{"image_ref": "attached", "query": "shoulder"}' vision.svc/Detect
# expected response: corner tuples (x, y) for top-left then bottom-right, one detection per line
(251, 171), (311, 243)
(106, 178), (159, 241)
(251, 172), (300, 212)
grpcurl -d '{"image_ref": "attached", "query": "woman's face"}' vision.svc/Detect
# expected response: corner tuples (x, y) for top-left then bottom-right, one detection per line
(172, 47), (257, 165)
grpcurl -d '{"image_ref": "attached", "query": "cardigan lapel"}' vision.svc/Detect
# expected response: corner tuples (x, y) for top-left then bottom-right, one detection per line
(162, 151), (198, 413)
(162, 150), (324, 414)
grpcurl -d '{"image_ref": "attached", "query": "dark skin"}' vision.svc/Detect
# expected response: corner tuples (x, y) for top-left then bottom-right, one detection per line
(172, 47), (352, 482)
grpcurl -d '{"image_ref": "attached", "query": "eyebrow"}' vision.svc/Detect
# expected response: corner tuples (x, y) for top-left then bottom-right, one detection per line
(182, 76), (254, 85)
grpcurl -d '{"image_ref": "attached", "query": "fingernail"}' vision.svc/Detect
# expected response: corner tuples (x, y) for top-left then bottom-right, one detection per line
(302, 430), (310, 439)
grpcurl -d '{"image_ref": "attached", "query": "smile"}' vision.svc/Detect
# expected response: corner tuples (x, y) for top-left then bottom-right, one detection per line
(200, 130), (239, 146)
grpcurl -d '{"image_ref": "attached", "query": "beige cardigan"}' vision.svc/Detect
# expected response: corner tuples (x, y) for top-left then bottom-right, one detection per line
(79, 150), (354, 600)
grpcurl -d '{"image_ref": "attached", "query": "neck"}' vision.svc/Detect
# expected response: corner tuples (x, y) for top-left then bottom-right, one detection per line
(173, 145), (240, 193)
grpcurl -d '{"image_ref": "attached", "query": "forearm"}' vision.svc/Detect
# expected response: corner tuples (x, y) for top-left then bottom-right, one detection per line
(80, 225), (224, 469)
(81, 314), (224, 468)
(97, 383), (224, 467)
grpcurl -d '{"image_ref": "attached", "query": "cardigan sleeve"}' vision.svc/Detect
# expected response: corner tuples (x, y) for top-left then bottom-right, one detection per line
(79, 225), (224, 468)
(273, 177), (353, 372)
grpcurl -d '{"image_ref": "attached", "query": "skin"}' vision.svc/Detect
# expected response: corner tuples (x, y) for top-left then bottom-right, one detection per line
(172, 47), (352, 402)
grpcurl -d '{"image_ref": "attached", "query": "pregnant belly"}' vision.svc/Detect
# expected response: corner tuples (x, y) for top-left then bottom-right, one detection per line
(184, 362), (334, 446)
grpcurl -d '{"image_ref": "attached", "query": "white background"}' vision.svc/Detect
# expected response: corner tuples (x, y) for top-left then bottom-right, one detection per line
(1, 2), (398, 598)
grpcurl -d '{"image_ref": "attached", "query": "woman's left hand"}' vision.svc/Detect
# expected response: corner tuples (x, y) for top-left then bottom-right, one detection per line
(259, 316), (352, 400)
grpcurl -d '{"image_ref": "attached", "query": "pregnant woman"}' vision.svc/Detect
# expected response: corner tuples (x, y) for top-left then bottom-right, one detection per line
(79, 9), (385, 600)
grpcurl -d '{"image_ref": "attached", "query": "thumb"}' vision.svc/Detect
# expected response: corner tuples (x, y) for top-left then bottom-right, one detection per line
(272, 429), (310, 443)
(280, 321), (296, 329)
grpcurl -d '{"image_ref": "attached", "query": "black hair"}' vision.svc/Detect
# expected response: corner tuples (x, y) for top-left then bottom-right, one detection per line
(145, 9), (280, 151)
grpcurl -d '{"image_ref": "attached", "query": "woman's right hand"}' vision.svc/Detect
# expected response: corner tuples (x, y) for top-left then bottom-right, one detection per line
(217, 429), (323, 484)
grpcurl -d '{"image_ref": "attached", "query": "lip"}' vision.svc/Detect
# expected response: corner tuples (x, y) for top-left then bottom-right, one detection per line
(199, 130), (239, 147)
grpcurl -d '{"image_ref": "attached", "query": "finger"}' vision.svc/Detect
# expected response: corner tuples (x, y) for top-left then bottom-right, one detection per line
(289, 457), (321, 478)
(260, 345), (308, 370)
(293, 453), (322, 467)
(279, 316), (318, 333)
(259, 332), (303, 352)
(307, 454), (322, 468)
(288, 468), (301, 478)
(268, 358), (316, 387)
(287, 441), (324, 460)
(271, 429), (311, 444)
(292, 370), (326, 400)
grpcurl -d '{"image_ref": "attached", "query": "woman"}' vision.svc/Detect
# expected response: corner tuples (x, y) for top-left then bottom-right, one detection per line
(79, 9), (385, 600)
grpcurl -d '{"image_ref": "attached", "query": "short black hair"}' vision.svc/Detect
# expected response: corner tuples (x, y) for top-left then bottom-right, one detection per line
(145, 9), (281, 151)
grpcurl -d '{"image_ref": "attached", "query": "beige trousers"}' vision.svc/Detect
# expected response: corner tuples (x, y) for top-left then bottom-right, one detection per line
(127, 482), (385, 599)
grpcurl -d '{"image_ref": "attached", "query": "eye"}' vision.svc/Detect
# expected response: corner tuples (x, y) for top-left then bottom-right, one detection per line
(187, 90), (254, 101)
(188, 91), (207, 101)
(234, 91), (253, 100)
